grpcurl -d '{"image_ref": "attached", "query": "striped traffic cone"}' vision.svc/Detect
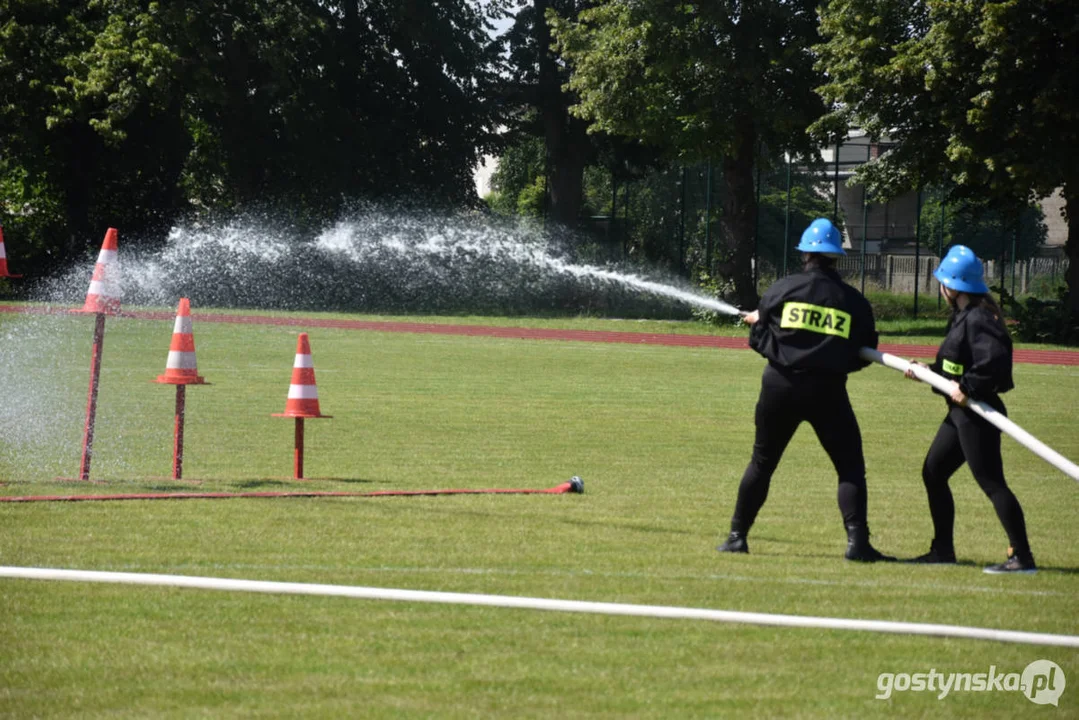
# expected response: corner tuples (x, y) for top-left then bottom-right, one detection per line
(0, 226), (22, 278)
(155, 298), (207, 385)
(273, 333), (331, 480)
(273, 333), (330, 419)
(78, 228), (121, 315)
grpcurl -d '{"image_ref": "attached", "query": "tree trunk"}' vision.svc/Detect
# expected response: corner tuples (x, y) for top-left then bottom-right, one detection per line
(720, 122), (759, 310)
(536, 0), (586, 229)
(1063, 184), (1079, 318)
(545, 115), (588, 228)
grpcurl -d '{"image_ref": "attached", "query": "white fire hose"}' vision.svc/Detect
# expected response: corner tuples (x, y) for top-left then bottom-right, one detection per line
(860, 348), (1079, 483)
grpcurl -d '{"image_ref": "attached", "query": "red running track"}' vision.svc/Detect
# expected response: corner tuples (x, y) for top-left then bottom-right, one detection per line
(3, 303), (1078, 365)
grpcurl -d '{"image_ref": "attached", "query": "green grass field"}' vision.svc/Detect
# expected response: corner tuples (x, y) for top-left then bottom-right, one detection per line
(1, 307), (1077, 718)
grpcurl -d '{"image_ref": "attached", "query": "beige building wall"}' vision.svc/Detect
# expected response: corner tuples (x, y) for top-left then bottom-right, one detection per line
(1039, 188), (1067, 249)
(830, 131), (1068, 255)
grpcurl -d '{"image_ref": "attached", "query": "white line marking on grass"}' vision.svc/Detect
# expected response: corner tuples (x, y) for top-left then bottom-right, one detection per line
(2, 566), (1076, 647)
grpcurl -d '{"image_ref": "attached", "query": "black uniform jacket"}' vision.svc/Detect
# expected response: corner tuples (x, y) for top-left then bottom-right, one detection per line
(749, 267), (878, 374)
(931, 305), (1014, 401)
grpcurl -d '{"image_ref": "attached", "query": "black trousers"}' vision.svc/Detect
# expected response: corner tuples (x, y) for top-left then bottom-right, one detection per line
(730, 363), (868, 535)
(921, 401), (1031, 557)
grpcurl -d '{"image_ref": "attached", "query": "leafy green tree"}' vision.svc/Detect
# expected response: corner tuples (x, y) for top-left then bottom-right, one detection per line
(0, 0), (502, 272)
(551, 0), (828, 308)
(492, 0), (600, 229)
(814, 0), (1079, 315)
(756, 168), (838, 275)
(487, 135), (547, 215)
(917, 194), (1047, 267)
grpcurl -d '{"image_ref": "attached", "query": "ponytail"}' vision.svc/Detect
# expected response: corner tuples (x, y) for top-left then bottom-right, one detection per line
(802, 254), (836, 271)
(969, 293), (1009, 332)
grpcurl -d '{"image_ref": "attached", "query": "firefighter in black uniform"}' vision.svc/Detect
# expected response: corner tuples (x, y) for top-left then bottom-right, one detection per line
(904, 245), (1036, 574)
(717, 218), (894, 562)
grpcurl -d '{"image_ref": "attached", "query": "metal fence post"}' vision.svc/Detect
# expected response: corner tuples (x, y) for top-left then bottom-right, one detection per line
(783, 153), (791, 277)
(914, 187), (922, 317)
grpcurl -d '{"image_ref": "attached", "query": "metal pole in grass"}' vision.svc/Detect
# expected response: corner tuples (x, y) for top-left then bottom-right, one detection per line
(860, 348), (1079, 482)
(73, 228), (122, 482)
(173, 386), (187, 478)
(294, 418), (305, 479)
(79, 313), (107, 481)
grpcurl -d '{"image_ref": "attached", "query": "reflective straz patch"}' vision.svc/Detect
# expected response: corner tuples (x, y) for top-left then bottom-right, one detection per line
(779, 302), (852, 338)
(942, 358), (964, 375)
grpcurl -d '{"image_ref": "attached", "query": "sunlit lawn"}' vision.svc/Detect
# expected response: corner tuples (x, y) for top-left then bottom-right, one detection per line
(1, 306), (1077, 717)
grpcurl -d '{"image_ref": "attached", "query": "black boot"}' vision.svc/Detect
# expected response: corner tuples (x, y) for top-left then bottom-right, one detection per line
(906, 539), (956, 564)
(844, 524), (896, 562)
(717, 531), (749, 554)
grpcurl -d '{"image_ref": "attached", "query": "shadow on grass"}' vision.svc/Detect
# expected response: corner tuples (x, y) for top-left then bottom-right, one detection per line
(1029, 565), (1079, 575)
(559, 517), (695, 535)
(235, 477), (377, 489)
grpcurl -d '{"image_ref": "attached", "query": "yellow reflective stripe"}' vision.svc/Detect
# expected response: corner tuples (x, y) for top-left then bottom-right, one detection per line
(942, 358), (964, 375)
(779, 302), (852, 339)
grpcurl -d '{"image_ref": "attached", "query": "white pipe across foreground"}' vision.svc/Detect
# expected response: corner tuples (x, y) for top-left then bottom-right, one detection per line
(2, 566), (1078, 648)
(860, 348), (1079, 483)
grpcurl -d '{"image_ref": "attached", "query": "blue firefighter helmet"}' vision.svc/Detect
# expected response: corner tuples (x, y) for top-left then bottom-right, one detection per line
(934, 245), (989, 294)
(796, 218), (846, 256)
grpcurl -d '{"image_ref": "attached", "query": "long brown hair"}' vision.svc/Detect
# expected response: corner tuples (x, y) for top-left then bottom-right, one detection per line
(966, 292), (1009, 333)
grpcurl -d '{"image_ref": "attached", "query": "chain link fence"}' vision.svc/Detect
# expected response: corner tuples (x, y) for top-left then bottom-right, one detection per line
(576, 154), (1067, 311)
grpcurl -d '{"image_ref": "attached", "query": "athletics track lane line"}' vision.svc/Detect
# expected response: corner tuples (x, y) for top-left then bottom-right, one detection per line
(2, 304), (1077, 366)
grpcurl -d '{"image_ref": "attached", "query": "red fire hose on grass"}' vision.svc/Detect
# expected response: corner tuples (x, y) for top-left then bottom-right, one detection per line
(0, 477), (585, 503)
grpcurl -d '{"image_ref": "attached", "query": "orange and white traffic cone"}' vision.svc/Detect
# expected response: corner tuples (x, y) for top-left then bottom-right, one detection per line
(273, 333), (331, 479)
(155, 298), (207, 385)
(78, 227), (121, 315)
(0, 226), (22, 278)
(155, 298), (208, 481)
(273, 333), (330, 419)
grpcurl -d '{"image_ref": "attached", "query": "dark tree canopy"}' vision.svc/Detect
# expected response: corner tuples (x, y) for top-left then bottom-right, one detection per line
(0, 0), (502, 270)
(551, 0), (828, 308)
(814, 0), (1079, 313)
